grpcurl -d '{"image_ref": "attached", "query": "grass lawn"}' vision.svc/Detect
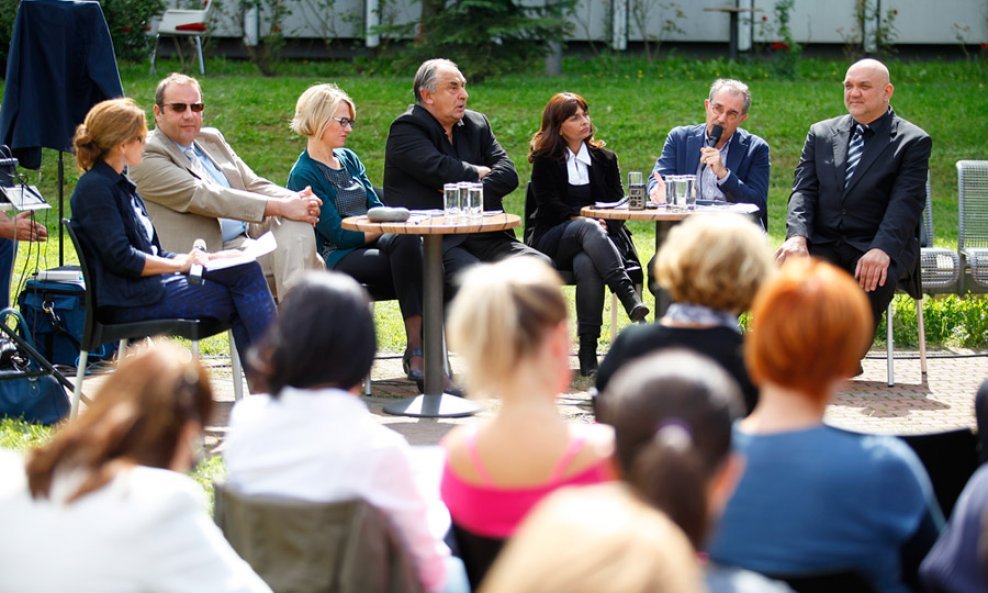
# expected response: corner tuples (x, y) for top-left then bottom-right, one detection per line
(2, 55), (986, 354)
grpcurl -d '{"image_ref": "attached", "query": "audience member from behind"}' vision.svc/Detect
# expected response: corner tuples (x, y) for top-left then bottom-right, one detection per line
(707, 258), (943, 593)
(287, 83), (426, 382)
(599, 349), (792, 593)
(442, 257), (615, 587)
(478, 483), (704, 593)
(919, 380), (988, 593)
(223, 271), (462, 593)
(526, 91), (648, 376)
(0, 342), (272, 593)
(596, 213), (774, 413)
(69, 98), (276, 372)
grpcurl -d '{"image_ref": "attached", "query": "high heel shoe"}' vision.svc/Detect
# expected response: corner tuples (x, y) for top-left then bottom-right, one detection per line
(402, 347), (425, 382)
(616, 280), (650, 323)
(578, 335), (599, 377)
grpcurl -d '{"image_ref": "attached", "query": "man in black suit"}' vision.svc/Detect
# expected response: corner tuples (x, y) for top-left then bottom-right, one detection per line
(383, 58), (547, 292)
(776, 59), (931, 337)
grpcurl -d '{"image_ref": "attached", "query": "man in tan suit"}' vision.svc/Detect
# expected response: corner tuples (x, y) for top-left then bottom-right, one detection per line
(129, 73), (323, 300)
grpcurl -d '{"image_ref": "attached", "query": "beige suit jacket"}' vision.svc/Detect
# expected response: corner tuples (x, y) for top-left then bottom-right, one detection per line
(130, 127), (293, 253)
(130, 127), (322, 299)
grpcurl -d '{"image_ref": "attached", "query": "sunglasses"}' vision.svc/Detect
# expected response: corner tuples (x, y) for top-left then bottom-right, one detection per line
(165, 102), (205, 113)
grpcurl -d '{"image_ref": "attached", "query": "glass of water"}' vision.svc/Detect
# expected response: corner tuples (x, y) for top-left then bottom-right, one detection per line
(679, 174), (696, 211)
(443, 183), (460, 221)
(468, 182), (483, 220)
(457, 182), (472, 222)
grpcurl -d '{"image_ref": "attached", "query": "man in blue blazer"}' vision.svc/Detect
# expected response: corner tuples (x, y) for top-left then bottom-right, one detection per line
(647, 78), (770, 230)
(776, 59), (930, 340)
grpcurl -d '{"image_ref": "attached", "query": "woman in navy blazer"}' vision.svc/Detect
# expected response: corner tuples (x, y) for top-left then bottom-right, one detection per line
(526, 92), (648, 376)
(69, 98), (275, 370)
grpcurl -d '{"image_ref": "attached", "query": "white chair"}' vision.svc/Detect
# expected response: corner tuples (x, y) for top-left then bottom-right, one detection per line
(957, 160), (988, 291)
(149, 1), (212, 75)
(885, 176), (960, 386)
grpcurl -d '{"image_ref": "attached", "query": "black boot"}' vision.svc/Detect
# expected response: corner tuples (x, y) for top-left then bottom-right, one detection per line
(578, 335), (599, 377)
(615, 279), (649, 323)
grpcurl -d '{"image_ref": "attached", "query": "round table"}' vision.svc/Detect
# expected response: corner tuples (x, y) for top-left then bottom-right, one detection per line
(342, 211), (521, 418)
(581, 202), (759, 315)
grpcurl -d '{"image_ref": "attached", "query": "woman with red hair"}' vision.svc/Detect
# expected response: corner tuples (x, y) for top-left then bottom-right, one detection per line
(707, 258), (942, 593)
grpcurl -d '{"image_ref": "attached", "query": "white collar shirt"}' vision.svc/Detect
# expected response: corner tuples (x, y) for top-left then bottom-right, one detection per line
(565, 143), (592, 186)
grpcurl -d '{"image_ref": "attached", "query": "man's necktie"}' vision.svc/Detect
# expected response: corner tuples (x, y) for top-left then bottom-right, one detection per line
(845, 124), (866, 190)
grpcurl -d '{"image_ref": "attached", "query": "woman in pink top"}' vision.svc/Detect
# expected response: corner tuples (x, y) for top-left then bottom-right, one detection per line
(441, 257), (615, 587)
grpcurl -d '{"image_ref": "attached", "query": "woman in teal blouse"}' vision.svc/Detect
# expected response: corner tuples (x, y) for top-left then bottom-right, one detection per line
(287, 84), (425, 380)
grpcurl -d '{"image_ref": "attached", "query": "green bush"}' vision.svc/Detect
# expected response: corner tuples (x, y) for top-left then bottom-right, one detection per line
(99, 0), (166, 62)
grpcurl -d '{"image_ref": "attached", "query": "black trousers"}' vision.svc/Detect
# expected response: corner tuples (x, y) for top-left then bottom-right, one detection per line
(809, 240), (898, 338)
(335, 233), (424, 320)
(538, 218), (632, 338)
(443, 231), (551, 300)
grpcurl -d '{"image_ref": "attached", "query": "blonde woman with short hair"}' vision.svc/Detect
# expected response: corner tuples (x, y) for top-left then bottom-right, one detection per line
(441, 257), (615, 588)
(287, 83), (426, 381)
(596, 213), (774, 413)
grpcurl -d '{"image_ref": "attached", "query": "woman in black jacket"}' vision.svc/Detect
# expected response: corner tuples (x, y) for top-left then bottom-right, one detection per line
(526, 92), (648, 376)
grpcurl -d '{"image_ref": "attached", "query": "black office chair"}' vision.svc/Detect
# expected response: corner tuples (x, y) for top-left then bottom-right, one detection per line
(64, 219), (242, 416)
(900, 428), (980, 517)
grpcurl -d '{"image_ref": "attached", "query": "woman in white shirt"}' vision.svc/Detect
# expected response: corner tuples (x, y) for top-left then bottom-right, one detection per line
(224, 271), (461, 593)
(0, 342), (271, 593)
(526, 92), (648, 376)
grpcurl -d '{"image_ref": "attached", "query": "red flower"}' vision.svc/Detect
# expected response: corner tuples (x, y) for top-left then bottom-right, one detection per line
(761, 15), (768, 22)
(982, 41), (988, 49)
(771, 41), (790, 51)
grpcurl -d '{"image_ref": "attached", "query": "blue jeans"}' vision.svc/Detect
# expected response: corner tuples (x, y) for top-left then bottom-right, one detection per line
(105, 261), (276, 368)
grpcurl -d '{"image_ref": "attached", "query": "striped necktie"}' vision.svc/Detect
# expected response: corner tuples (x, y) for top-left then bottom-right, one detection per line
(844, 124), (867, 190)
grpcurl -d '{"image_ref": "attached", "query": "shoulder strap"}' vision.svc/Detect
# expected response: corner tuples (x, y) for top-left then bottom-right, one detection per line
(549, 433), (588, 482)
(465, 426), (495, 487)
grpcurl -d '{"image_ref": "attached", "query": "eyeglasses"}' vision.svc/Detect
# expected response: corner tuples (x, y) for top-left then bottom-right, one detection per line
(165, 102), (205, 113)
(333, 117), (356, 129)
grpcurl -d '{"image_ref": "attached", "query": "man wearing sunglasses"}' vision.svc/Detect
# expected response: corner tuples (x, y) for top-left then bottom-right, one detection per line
(130, 73), (323, 301)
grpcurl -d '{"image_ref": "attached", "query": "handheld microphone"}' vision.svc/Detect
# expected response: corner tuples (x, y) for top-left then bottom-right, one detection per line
(706, 124), (724, 148)
(189, 238), (206, 285)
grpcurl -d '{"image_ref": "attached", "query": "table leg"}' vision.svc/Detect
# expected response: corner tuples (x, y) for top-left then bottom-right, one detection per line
(653, 221), (675, 318)
(383, 234), (479, 418)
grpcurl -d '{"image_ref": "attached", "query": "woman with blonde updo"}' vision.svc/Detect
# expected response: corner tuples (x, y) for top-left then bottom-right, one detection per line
(69, 98), (275, 371)
(287, 83), (426, 382)
(440, 257), (615, 588)
(596, 212), (774, 413)
(0, 342), (271, 592)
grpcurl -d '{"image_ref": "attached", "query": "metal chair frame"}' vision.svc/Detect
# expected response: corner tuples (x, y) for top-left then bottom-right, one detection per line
(149, 0), (212, 75)
(64, 219), (243, 416)
(957, 160), (988, 290)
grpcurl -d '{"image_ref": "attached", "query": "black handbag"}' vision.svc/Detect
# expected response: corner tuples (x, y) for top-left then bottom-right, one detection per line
(0, 308), (70, 425)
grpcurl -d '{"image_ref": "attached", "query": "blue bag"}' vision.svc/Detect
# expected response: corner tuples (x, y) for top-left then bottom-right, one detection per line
(0, 308), (69, 425)
(16, 267), (116, 367)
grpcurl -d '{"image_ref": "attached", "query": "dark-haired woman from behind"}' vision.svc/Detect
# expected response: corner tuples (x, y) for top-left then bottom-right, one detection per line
(68, 98), (275, 372)
(598, 349), (792, 593)
(223, 271), (465, 593)
(0, 342), (272, 593)
(526, 92), (648, 376)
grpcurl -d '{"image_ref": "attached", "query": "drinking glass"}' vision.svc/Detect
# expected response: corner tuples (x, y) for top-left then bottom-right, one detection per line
(457, 182), (471, 222)
(443, 183), (460, 221)
(467, 183), (483, 220)
(679, 174), (697, 211)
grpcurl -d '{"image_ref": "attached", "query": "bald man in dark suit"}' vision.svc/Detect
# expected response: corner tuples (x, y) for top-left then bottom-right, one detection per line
(777, 59), (931, 342)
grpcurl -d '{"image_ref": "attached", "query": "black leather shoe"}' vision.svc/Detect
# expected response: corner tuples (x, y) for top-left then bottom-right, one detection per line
(628, 303), (650, 324)
(403, 347), (425, 382)
(415, 377), (465, 397)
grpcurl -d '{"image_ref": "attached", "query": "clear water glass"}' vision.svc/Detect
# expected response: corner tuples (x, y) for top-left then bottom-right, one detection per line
(457, 182), (471, 222)
(468, 183), (483, 220)
(680, 174), (697, 211)
(443, 183), (460, 220)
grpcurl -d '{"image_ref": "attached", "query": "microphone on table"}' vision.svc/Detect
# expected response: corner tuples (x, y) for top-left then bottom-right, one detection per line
(189, 238), (206, 285)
